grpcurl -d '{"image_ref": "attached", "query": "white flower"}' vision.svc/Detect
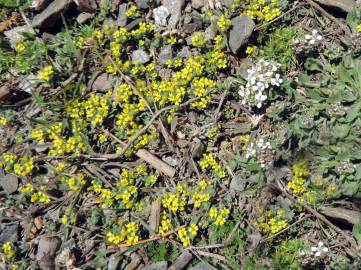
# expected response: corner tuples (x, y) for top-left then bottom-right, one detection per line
(322, 247), (329, 252)
(311, 247), (317, 252)
(315, 251), (321, 257)
(316, 35), (322, 40)
(312, 29), (318, 35)
(305, 34), (311, 40)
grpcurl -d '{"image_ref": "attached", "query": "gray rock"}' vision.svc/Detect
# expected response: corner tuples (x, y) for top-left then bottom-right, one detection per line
(223, 0), (235, 7)
(185, 3), (192, 13)
(135, 0), (149, 9)
(229, 15), (255, 54)
(143, 261), (168, 270)
(158, 45), (173, 65)
(4, 26), (35, 47)
(230, 175), (246, 192)
(36, 237), (61, 270)
(314, 0), (356, 13)
(118, 3), (128, 27)
(189, 262), (213, 270)
(132, 49), (150, 65)
(162, 0), (185, 28)
(178, 46), (192, 58)
(32, 0), (73, 28)
(19, 73), (37, 93)
(0, 224), (19, 244)
(204, 16), (218, 39)
(90, 73), (113, 92)
(153, 6), (170, 27)
(108, 254), (121, 270)
(0, 174), (18, 194)
(75, 0), (98, 12)
(192, 0), (205, 9)
(76, 12), (94, 24)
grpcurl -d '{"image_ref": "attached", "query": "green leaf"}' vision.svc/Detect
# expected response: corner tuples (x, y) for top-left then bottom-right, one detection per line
(343, 182), (359, 196)
(346, 6), (361, 29)
(334, 124), (350, 139)
(304, 58), (324, 72)
(346, 102), (361, 123)
(352, 221), (361, 241)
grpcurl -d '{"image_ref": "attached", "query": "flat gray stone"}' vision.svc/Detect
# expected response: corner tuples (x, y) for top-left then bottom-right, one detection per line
(32, 0), (73, 28)
(4, 26), (35, 47)
(162, 0), (185, 28)
(189, 263), (213, 270)
(158, 45), (173, 65)
(153, 6), (170, 27)
(135, 0), (150, 9)
(36, 237), (61, 270)
(229, 15), (255, 54)
(143, 261), (168, 270)
(0, 224), (19, 244)
(230, 175), (246, 192)
(90, 73), (113, 92)
(314, 0), (356, 12)
(0, 174), (18, 194)
(76, 12), (94, 24)
(132, 49), (150, 65)
(108, 254), (121, 270)
(192, 0), (205, 9)
(118, 3), (128, 27)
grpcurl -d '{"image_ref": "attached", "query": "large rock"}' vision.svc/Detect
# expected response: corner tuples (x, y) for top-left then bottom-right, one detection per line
(153, 6), (170, 27)
(143, 261), (168, 270)
(162, 0), (185, 28)
(4, 26), (35, 47)
(0, 174), (18, 194)
(189, 263), (213, 270)
(0, 224), (19, 244)
(118, 3), (128, 27)
(32, 0), (73, 28)
(314, 0), (356, 13)
(158, 45), (173, 65)
(132, 49), (150, 65)
(36, 237), (61, 270)
(229, 15), (255, 54)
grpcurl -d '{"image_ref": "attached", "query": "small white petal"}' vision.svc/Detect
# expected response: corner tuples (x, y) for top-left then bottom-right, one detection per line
(315, 251), (321, 257)
(318, 242), (324, 247)
(257, 102), (262, 108)
(311, 247), (317, 252)
(309, 39), (315, 45)
(305, 34), (311, 40)
(322, 247), (329, 252)
(316, 35), (322, 40)
(312, 29), (318, 35)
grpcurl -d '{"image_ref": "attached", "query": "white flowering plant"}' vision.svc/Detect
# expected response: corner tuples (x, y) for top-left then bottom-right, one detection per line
(238, 59), (283, 109)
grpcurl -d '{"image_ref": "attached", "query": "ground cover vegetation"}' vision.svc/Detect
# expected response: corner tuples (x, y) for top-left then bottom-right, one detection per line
(0, 0), (361, 269)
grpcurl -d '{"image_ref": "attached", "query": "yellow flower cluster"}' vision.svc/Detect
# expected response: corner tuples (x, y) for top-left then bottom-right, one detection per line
(0, 116), (7, 126)
(245, 46), (256, 55)
(257, 209), (287, 234)
(288, 159), (309, 194)
(37, 66), (53, 82)
(30, 186), (51, 204)
(106, 222), (140, 245)
(126, 5), (140, 18)
(209, 207), (230, 226)
(13, 156), (34, 177)
(244, 0), (281, 22)
(191, 180), (211, 208)
(60, 173), (86, 192)
(30, 129), (44, 143)
(178, 223), (198, 246)
(199, 153), (226, 179)
(20, 183), (34, 194)
(159, 212), (173, 235)
(162, 191), (187, 213)
(61, 208), (77, 224)
(191, 32), (208, 48)
(217, 14), (232, 32)
(1, 242), (15, 262)
(15, 40), (26, 53)
(357, 24), (361, 32)
(1, 154), (34, 177)
(239, 134), (250, 151)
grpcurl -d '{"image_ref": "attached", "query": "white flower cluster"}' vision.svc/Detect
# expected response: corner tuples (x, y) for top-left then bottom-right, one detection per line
(293, 29), (322, 46)
(239, 60), (283, 109)
(300, 241), (329, 258)
(246, 138), (271, 159)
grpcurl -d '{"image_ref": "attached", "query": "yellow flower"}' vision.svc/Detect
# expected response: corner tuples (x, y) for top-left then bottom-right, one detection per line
(245, 46), (256, 54)
(357, 24), (361, 32)
(209, 207), (218, 218)
(15, 41), (26, 53)
(0, 116), (8, 126)
(191, 32), (208, 47)
(217, 14), (232, 32)
(188, 223), (198, 236)
(2, 242), (15, 261)
(37, 66), (54, 82)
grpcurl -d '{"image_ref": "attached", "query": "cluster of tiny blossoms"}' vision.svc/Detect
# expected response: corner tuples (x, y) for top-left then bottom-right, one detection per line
(21, 184), (51, 204)
(106, 221), (140, 245)
(239, 59), (282, 108)
(209, 207), (230, 226)
(293, 30), (323, 47)
(217, 14), (232, 32)
(37, 66), (53, 82)
(1, 242), (15, 263)
(178, 224), (198, 246)
(199, 153), (226, 179)
(256, 208), (287, 234)
(244, 0), (281, 22)
(288, 159), (309, 194)
(0, 154), (34, 177)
